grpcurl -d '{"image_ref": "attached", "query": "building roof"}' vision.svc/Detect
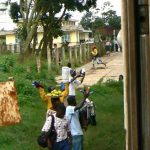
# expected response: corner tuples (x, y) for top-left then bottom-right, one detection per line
(37, 25), (91, 33)
(0, 30), (16, 36)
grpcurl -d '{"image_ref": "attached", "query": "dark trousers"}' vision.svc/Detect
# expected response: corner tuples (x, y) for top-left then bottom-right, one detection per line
(52, 139), (69, 150)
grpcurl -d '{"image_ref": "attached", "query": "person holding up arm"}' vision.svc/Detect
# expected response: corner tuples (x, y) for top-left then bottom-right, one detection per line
(68, 69), (85, 98)
(66, 91), (89, 150)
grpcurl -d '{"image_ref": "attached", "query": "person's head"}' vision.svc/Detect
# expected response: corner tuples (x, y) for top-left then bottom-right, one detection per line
(54, 44), (57, 48)
(47, 86), (55, 93)
(67, 96), (76, 106)
(92, 46), (96, 50)
(51, 97), (61, 110)
(67, 62), (71, 68)
(70, 69), (76, 77)
(56, 103), (66, 118)
(119, 74), (123, 81)
(83, 85), (90, 96)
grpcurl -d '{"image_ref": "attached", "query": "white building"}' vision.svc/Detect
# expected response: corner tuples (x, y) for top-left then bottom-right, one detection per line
(0, 1), (17, 31)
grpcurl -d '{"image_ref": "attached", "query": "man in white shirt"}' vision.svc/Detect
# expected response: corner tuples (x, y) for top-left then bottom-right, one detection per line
(69, 69), (85, 97)
(66, 93), (88, 150)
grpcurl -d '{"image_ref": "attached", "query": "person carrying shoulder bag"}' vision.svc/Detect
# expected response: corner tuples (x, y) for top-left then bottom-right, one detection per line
(42, 103), (71, 150)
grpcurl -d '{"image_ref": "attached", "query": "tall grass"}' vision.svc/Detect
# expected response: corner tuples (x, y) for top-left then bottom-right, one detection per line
(0, 54), (125, 150)
(81, 80), (125, 150)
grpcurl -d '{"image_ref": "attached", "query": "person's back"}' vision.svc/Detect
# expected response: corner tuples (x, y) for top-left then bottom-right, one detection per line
(68, 78), (81, 96)
(66, 105), (83, 136)
(42, 103), (71, 150)
(66, 96), (85, 150)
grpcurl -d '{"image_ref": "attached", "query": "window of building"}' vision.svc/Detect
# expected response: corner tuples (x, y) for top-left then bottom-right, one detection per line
(0, 35), (6, 44)
(15, 35), (21, 44)
(61, 33), (70, 43)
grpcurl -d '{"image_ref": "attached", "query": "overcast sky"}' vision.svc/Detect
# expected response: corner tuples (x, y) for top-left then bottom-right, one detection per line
(71, 0), (121, 20)
(2, 0), (121, 20)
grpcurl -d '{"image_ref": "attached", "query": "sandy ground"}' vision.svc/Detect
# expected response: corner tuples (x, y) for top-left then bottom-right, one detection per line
(56, 52), (124, 86)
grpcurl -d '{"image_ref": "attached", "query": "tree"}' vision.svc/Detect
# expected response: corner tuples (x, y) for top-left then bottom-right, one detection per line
(9, 2), (22, 23)
(92, 17), (105, 32)
(102, 10), (121, 29)
(80, 11), (93, 30)
(80, 1), (121, 31)
(80, 1), (121, 39)
(108, 15), (121, 29)
(10, 0), (97, 60)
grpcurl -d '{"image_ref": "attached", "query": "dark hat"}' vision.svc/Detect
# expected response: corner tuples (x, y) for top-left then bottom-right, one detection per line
(70, 69), (76, 77)
(47, 86), (55, 93)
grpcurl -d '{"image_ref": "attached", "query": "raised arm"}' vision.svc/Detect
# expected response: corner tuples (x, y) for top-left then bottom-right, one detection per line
(32, 81), (52, 109)
(60, 83), (69, 103)
(74, 91), (89, 111)
(80, 73), (85, 84)
(74, 98), (86, 111)
(69, 74), (81, 83)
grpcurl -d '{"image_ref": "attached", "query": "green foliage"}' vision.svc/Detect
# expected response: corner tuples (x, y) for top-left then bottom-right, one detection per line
(9, 0), (98, 57)
(77, 80), (125, 150)
(12, 64), (25, 74)
(0, 55), (16, 72)
(9, 2), (21, 22)
(80, 0), (121, 39)
(80, 11), (93, 29)
(108, 15), (121, 29)
(16, 25), (27, 42)
(102, 10), (121, 29)
(93, 17), (105, 29)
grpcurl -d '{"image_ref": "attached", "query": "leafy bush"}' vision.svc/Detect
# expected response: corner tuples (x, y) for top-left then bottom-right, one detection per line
(0, 64), (8, 72)
(4, 57), (15, 67)
(13, 65), (25, 74)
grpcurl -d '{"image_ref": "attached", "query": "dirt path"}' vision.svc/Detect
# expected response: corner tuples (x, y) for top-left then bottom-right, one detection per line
(56, 52), (124, 86)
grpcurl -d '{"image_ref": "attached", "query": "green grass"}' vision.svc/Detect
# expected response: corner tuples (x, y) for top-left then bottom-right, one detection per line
(0, 53), (125, 150)
(81, 80), (125, 150)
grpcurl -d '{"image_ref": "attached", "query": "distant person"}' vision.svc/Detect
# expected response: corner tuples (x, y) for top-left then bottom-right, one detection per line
(67, 62), (71, 69)
(52, 44), (57, 61)
(68, 69), (85, 98)
(119, 74), (123, 81)
(67, 62), (72, 75)
(105, 40), (111, 55)
(91, 46), (106, 68)
(42, 103), (71, 150)
(66, 93), (89, 150)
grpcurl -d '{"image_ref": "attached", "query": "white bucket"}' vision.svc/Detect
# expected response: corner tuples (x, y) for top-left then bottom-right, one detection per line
(62, 67), (70, 83)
